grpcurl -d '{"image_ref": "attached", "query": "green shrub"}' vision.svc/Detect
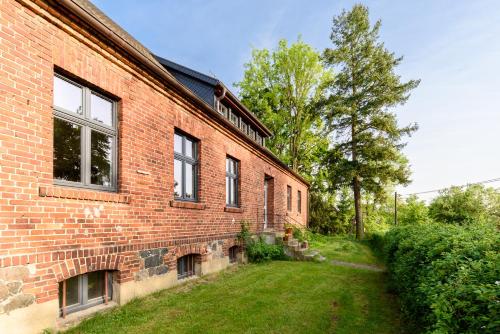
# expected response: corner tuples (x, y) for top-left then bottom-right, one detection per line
(245, 237), (288, 263)
(383, 223), (499, 333)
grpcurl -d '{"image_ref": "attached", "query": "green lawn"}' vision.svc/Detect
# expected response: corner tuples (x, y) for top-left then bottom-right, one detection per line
(63, 239), (403, 334)
(309, 234), (382, 265)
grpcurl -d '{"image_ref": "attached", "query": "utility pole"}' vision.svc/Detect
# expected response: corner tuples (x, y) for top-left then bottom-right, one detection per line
(394, 192), (398, 225)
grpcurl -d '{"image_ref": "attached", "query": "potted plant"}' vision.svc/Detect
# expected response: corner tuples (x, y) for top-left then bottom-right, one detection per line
(301, 240), (308, 249)
(284, 223), (293, 235)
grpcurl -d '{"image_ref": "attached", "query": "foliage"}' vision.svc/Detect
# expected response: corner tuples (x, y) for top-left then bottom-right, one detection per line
(383, 223), (500, 333)
(309, 187), (354, 234)
(397, 195), (432, 225)
(322, 4), (419, 239)
(428, 184), (500, 226)
(235, 37), (331, 176)
(236, 221), (251, 243)
(245, 236), (287, 263)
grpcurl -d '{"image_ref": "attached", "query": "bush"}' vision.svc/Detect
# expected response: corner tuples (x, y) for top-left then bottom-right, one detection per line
(245, 237), (288, 263)
(383, 223), (499, 333)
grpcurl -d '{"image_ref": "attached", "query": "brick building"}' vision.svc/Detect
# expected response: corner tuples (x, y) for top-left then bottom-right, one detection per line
(0, 0), (309, 332)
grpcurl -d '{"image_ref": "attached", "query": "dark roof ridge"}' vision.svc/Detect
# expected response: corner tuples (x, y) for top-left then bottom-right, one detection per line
(155, 55), (219, 86)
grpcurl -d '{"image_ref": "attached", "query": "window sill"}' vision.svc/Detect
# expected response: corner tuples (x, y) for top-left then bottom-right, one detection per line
(224, 206), (243, 213)
(39, 185), (130, 204)
(57, 301), (118, 330)
(170, 200), (206, 210)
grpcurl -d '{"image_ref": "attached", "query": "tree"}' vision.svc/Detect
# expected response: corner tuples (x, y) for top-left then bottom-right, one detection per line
(398, 195), (431, 225)
(429, 185), (499, 225)
(236, 38), (331, 176)
(323, 5), (420, 239)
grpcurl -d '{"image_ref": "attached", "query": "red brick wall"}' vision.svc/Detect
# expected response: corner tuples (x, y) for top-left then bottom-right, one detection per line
(0, 0), (308, 306)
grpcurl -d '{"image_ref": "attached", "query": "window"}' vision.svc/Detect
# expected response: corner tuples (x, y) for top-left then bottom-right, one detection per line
(229, 246), (238, 263)
(59, 271), (112, 317)
(174, 131), (198, 201)
(229, 110), (239, 127)
(287, 185), (292, 211)
(240, 119), (248, 134)
(177, 254), (196, 279)
(217, 101), (229, 117)
(53, 74), (117, 191)
(226, 157), (239, 207)
(297, 190), (302, 213)
(248, 127), (255, 140)
(256, 133), (263, 145)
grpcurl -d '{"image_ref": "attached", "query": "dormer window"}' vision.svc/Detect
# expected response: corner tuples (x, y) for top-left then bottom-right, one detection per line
(215, 99), (266, 147)
(248, 127), (255, 140)
(217, 101), (229, 117)
(240, 120), (248, 134)
(256, 133), (263, 145)
(229, 110), (239, 127)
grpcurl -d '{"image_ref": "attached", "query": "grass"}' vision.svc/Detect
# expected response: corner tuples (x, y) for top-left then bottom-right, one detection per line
(63, 238), (403, 334)
(309, 234), (382, 265)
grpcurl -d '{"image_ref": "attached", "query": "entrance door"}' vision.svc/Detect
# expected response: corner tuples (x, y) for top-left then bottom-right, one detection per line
(263, 179), (268, 229)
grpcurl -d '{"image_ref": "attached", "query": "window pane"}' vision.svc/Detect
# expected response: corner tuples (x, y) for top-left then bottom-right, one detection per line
(54, 118), (81, 183)
(90, 94), (113, 126)
(174, 159), (182, 197)
(185, 138), (194, 159)
(232, 178), (238, 205)
(91, 131), (112, 187)
(174, 134), (182, 154)
(87, 271), (105, 300)
(226, 176), (230, 205)
(53, 76), (82, 115)
(226, 158), (230, 173)
(65, 276), (79, 307)
(185, 163), (194, 199)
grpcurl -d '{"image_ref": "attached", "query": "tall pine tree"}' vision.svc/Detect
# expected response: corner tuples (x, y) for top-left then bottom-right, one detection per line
(323, 5), (419, 239)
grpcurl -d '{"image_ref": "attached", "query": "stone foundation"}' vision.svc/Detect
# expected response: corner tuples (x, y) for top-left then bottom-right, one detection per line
(0, 266), (35, 315)
(0, 240), (243, 334)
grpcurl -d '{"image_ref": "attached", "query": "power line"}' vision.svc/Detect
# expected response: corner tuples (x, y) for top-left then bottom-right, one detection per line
(401, 177), (500, 197)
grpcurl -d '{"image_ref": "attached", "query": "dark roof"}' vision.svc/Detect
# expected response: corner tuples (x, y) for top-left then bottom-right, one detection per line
(155, 56), (272, 137)
(155, 56), (217, 106)
(155, 56), (219, 86)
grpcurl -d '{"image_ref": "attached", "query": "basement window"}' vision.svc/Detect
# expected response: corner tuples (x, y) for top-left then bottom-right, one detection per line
(177, 254), (197, 279)
(59, 271), (112, 317)
(229, 246), (238, 263)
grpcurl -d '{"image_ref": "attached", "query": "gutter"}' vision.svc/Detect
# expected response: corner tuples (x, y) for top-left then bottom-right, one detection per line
(51, 0), (309, 187)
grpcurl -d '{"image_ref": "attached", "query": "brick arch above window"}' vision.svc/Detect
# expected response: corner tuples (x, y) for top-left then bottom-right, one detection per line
(50, 254), (124, 282)
(173, 243), (208, 260)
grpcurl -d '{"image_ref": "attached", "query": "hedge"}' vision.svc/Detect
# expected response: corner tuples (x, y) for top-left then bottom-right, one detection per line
(383, 223), (499, 333)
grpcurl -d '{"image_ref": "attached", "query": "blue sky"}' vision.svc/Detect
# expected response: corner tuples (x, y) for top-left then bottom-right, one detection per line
(92, 0), (500, 199)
